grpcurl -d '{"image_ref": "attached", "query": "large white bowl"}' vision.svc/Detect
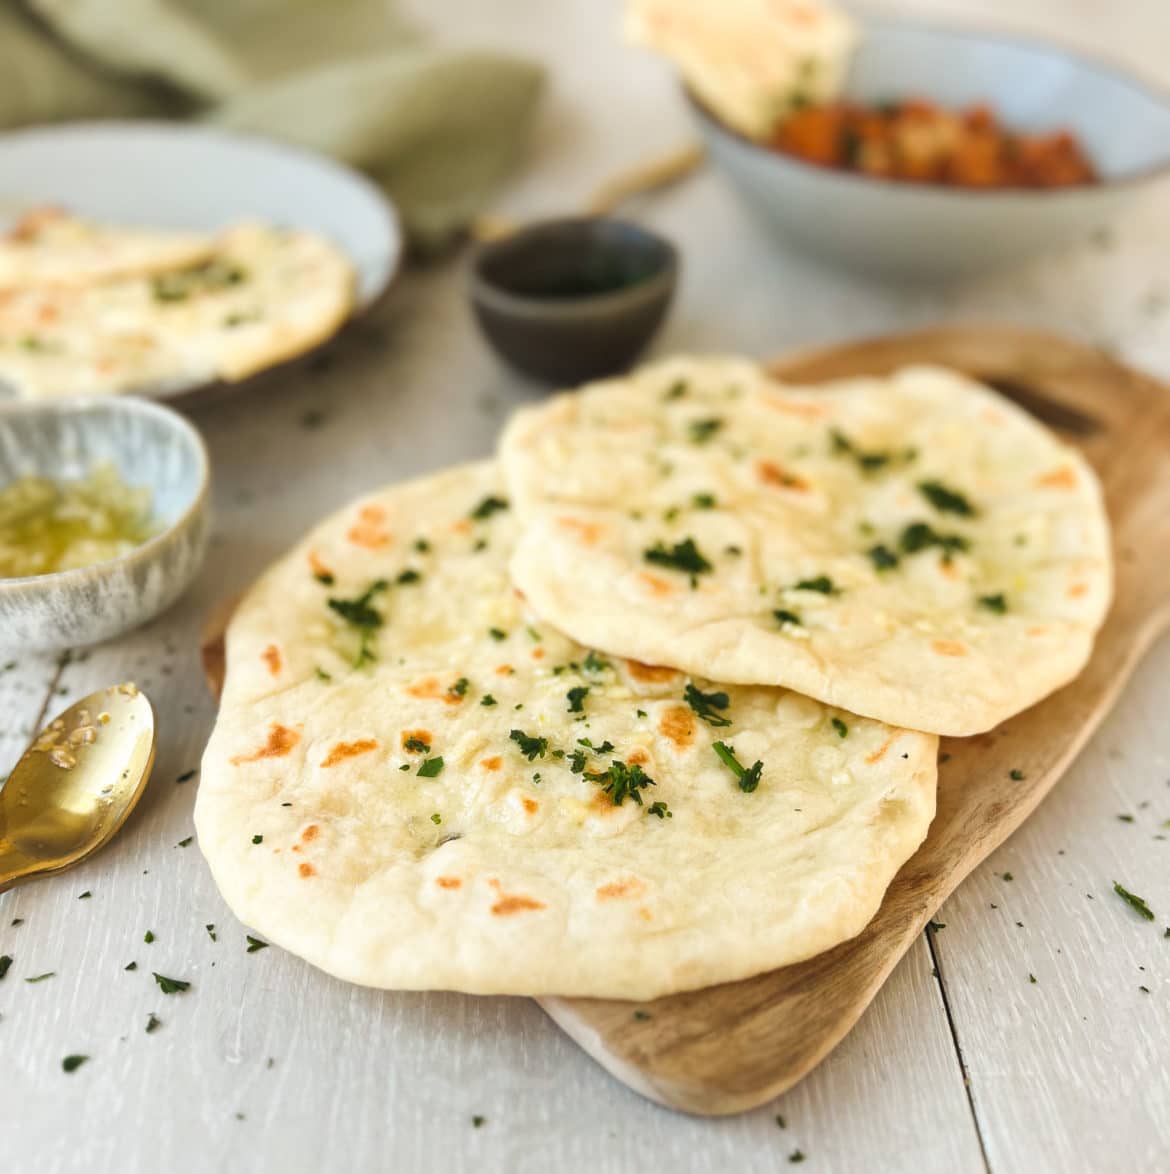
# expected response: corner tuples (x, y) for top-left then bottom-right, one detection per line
(692, 18), (1170, 279)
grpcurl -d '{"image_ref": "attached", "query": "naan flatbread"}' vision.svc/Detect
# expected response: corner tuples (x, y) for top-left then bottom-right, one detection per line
(500, 357), (1112, 736)
(625, 0), (858, 139)
(196, 461), (936, 999)
(0, 207), (213, 289)
(0, 222), (355, 398)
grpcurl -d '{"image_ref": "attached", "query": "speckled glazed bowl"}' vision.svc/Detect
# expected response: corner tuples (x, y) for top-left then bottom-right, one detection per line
(0, 397), (209, 650)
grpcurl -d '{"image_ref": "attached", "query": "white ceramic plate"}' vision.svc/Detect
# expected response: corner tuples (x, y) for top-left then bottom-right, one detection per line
(0, 120), (402, 398)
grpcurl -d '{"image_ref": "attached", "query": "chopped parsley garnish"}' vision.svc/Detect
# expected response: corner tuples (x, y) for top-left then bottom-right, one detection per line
(567, 685), (590, 713)
(688, 417), (723, 444)
(146, 1014), (161, 1034)
(684, 682), (732, 727)
(26, 972), (55, 983)
(789, 1152), (806, 1165)
(469, 495), (509, 521)
(900, 522), (970, 557)
(793, 576), (835, 594)
(918, 480), (977, 517)
(78, 891), (91, 900)
(647, 801), (673, 819)
(979, 593), (1008, 614)
(712, 741), (763, 793)
(313, 571), (335, 586)
(206, 925), (217, 942)
(62, 1055), (89, 1073)
(124, 962), (138, 971)
(0, 955), (11, 980)
(577, 738), (615, 754)
(404, 736), (430, 753)
(417, 757), (445, 778)
(396, 568), (421, 585)
(246, 936), (268, 953)
(663, 379), (688, 400)
(568, 749), (588, 774)
(867, 544), (899, 571)
(472, 1115), (486, 1128)
(583, 650), (610, 673)
(633, 1010), (652, 1021)
(1113, 881), (1155, 921)
(450, 677), (470, 697)
(176, 769), (197, 784)
(431, 813), (442, 824)
(327, 579), (388, 666)
(480, 694), (497, 707)
(692, 493), (717, 509)
(488, 627), (507, 641)
(144, 930), (156, 943)
(644, 537), (713, 575)
(1009, 768), (1025, 781)
(176, 837), (193, 848)
(774, 609), (802, 628)
(585, 759), (656, 807)
(831, 717), (848, 738)
(413, 538), (431, 553)
(251, 835), (263, 845)
(151, 259), (246, 302)
(831, 428), (911, 473)
(152, 973), (191, 995)
(510, 730), (548, 760)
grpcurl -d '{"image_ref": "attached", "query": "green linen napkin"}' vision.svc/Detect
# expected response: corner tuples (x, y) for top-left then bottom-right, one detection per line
(5, 0), (544, 250)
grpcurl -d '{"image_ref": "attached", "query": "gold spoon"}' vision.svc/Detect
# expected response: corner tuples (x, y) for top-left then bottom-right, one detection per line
(0, 683), (155, 893)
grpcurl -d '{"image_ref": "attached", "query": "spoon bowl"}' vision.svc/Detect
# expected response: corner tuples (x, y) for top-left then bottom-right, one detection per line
(0, 683), (155, 892)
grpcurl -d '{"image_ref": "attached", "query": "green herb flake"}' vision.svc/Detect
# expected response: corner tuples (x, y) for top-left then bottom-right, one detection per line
(146, 1013), (162, 1034)
(900, 522), (970, 558)
(252, 835), (263, 845)
(510, 730), (548, 761)
(692, 492), (717, 509)
(647, 801), (673, 819)
(396, 568), (421, 585)
(1113, 881), (1155, 921)
(775, 1114), (786, 1129)
(26, 972), (55, 983)
(1028, 973), (1037, 984)
(480, 694), (497, 707)
(644, 537), (713, 576)
(313, 571), (335, 586)
(583, 650), (610, 674)
(430, 813), (442, 825)
(684, 682), (732, 727)
(404, 736), (431, 754)
(1010, 769), (1025, 781)
(153, 973), (191, 995)
(78, 891), (91, 900)
(124, 961), (138, 971)
(918, 480), (977, 517)
(585, 759), (656, 807)
(327, 579), (389, 666)
(712, 741), (763, 793)
(472, 1116), (486, 1129)
(205, 925), (217, 942)
(867, 544), (900, 571)
(794, 575), (835, 594)
(450, 677), (470, 697)
(0, 955), (11, 980)
(176, 836), (193, 848)
(144, 930), (156, 943)
(663, 380), (687, 401)
(488, 627), (507, 641)
(413, 537), (431, 553)
(567, 685), (590, 714)
(831, 717), (848, 738)
(979, 593), (1008, 614)
(417, 757), (445, 778)
(688, 417), (723, 444)
(633, 1009), (652, 1021)
(774, 608), (802, 628)
(246, 936), (269, 953)
(789, 1150), (806, 1164)
(470, 495), (508, 521)
(62, 1055), (89, 1073)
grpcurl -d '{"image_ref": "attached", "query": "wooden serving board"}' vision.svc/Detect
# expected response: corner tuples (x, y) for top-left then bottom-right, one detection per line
(201, 326), (1170, 1117)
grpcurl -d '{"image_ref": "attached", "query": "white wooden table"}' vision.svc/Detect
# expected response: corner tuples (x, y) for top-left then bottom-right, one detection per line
(5, 2), (1170, 1170)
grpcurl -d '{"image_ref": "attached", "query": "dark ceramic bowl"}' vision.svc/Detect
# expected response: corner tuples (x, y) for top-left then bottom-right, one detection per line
(468, 217), (678, 384)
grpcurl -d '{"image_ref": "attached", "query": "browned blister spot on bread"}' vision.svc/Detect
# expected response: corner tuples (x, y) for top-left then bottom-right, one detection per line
(320, 738), (379, 767)
(231, 723), (300, 765)
(301, 824), (320, 843)
(488, 879), (545, 916)
(763, 394), (827, 419)
(261, 644), (282, 675)
(596, 876), (647, 901)
(521, 797), (539, 815)
(436, 876), (462, 890)
(347, 504), (391, 549)
(556, 516), (605, 546)
(298, 862), (317, 878)
(637, 571), (676, 598)
(756, 459), (809, 491)
(407, 677), (464, 705)
(931, 639), (968, 657)
(866, 735), (896, 765)
(1037, 465), (1077, 490)
(480, 756), (502, 771)
(626, 659), (679, 684)
(658, 705), (696, 750)
(1068, 582), (1088, 598)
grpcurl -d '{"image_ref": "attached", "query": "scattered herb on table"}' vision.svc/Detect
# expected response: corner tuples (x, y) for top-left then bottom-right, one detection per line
(418, 757), (445, 778)
(712, 741), (763, 793)
(62, 1055), (89, 1073)
(775, 1114), (786, 1129)
(0, 955), (11, 980)
(78, 891), (91, 900)
(176, 836), (193, 848)
(472, 1116), (486, 1129)
(176, 769), (197, 784)
(644, 537), (713, 576)
(789, 1150), (806, 1164)
(684, 682), (732, 727)
(153, 973), (191, 995)
(1010, 769), (1025, 781)
(1029, 973), (1037, 984)
(124, 962), (138, 971)
(633, 1009), (652, 1021)
(206, 925), (217, 942)
(918, 480), (977, 517)
(246, 936), (269, 953)
(146, 1014), (161, 1034)
(144, 930), (156, 943)
(26, 972), (55, 983)
(1113, 881), (1155, 921)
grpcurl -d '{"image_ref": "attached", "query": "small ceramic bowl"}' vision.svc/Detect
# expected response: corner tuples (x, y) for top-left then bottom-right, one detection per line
(692, 17), (1170, 279)
(469, 216), (678, 383)
(0, 397), (210, 650)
